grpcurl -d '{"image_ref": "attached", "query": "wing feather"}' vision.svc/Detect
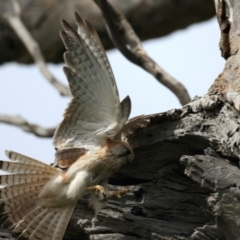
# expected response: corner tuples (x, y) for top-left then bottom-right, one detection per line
(43, 210), (62, 240)
(20, 208), (49, 239)
(13, 206), (44, 236)
(120, 96), (131, 124)
(1, 194), (38, 216)
(53, 12), (131, 156)
(5, 151), (56, 169)
(55, 148), (86, 168)
(2, 200), (36, 229)
(0, 183), (45, 200)
(51, 206), (75, 240)
(0, 160), (57, 174)
(0, 173), (51, 186)
(0, 151), (75, 239)
(29, 209), (56, 240)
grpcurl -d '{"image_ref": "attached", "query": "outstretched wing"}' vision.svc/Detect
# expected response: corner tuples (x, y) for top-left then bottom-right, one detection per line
(53, 12), (131, 161)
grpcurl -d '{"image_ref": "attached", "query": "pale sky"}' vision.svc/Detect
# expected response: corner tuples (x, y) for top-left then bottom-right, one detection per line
(0, 17), (225, 163)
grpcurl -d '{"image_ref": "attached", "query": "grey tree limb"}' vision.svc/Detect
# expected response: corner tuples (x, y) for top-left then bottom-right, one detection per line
(3, 0), (70, 97)
(94, 0), (191, 106)
(0, 0), (215, 64)
(0, 114), (55, 138)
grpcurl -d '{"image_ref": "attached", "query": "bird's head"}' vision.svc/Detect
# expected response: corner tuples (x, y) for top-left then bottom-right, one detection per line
(107, 139), (134, 164)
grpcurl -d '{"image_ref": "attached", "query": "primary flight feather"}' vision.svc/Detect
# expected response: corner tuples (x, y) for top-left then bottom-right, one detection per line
(0, 12), (134, 240)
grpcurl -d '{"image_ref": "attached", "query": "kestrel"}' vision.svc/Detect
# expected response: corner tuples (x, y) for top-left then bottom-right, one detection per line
(0, 12), (134, 240)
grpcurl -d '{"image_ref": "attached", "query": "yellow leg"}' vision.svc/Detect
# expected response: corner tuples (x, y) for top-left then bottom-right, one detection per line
(87, 185), (106, 196)
(103, 189), (130, 200)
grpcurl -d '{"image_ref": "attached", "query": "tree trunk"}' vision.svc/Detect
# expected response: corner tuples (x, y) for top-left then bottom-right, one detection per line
(1, 96), (239, 240)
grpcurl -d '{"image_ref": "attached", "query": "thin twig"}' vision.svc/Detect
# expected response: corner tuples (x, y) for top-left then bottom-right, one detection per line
(4, 1), (70, 97)
(0, 115), (55, 138)
(94, 0), (191, 106)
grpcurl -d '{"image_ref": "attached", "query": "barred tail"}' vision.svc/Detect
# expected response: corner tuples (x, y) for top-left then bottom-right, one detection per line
(0, 150), (74, 240)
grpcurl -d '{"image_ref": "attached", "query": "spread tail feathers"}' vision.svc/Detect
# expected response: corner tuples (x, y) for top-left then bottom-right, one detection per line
(0, 151), (75, 240)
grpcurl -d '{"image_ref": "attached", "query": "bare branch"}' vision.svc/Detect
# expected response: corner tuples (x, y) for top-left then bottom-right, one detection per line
(0, 114), (55, 138)
(11, 0), (21, 15)
(94, 0), (191, 106)
(3, 1), (70, 97)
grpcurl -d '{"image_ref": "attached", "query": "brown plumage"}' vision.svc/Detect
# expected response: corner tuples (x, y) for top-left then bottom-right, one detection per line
(55, 148), (86, 168)
(0, 12), (134, 240)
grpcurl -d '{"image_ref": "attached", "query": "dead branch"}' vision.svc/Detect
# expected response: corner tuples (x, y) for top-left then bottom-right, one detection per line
(94, 0), (191, 106)
(0, 0), (215, 64)
(3, 1), (70, 97)
(0, 114), (55, 137)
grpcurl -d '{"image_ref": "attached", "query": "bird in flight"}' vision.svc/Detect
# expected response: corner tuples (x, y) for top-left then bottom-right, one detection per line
(0, 12), (134, 240)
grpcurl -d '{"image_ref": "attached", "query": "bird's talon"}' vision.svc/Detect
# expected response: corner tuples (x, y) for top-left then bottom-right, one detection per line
(95, 185), (106, 196)
(109, 189), (129, 199)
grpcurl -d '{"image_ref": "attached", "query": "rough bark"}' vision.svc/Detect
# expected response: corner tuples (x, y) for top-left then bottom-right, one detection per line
(208, 0), (240, 111)
(0, 0), (215, 64)
(65, 96), (240, 240)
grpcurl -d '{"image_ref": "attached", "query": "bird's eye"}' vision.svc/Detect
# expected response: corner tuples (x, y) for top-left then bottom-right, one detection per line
(114, 145), (132, 157)
(125, 149), (131, 155)
(114, 144), (132, 157)
(121, 146), (131, 156)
